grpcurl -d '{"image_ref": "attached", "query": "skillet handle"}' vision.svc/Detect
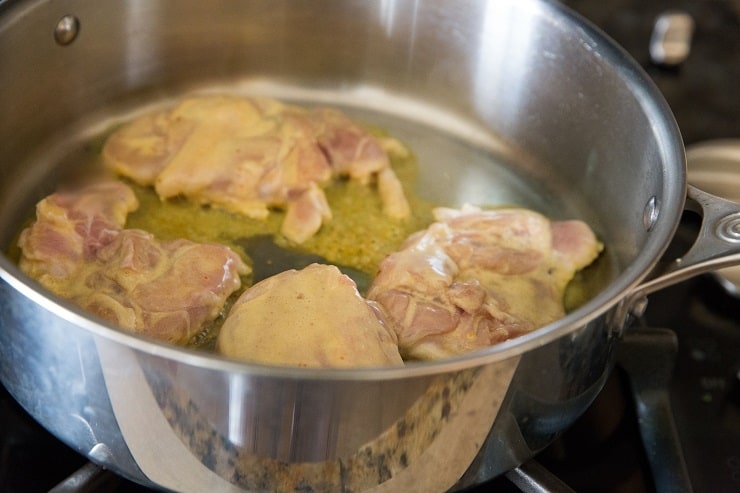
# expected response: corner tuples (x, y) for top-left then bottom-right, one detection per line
(617, 185), (740, 326)
(641, 185), (740, 294)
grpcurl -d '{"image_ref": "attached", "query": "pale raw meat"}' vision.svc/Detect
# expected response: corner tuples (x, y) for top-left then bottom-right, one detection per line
(217, 263), (404, 368)
(367, 205), (603, 360)
(18, 180), (248, 344)
(281, 182), (332, 244)
(76, 230), (247, 344)
(17, 180), (139, 287)
(102, 95), (410, 243)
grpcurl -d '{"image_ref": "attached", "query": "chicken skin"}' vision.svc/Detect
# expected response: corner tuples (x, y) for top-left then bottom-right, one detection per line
(367, 205), (603, 360)
(217, 263), (403, 368)
(18, 180), (247, 344)
(103, 95), (410, 244)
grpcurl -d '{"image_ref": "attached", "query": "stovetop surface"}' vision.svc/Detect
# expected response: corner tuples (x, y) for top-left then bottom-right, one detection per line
(567, 0), (739, 145)
(1, 1), (739, 492)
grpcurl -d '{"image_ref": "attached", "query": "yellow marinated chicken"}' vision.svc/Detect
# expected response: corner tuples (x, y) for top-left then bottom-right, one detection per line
(368, 205), (603, 360)
(17, 180), (248, 345)
(103, 95), (411, 244)
(217, 263), (404, 368)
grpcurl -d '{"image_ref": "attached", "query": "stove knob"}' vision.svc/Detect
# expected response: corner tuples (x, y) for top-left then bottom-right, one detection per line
(650, 11), (695, 66)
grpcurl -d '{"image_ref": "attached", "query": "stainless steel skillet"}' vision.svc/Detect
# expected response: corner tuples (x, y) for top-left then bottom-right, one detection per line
(1, 0), (740, 491)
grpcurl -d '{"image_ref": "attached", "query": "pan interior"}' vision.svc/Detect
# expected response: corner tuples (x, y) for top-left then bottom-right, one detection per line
(0, 0), (682, 366)
(0, 81), (617, 357)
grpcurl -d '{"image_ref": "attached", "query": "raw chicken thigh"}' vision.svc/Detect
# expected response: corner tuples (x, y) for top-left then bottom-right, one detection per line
(18, 180), (248, 344)
(217, 263), (404, 368)
(17, 180), (138, 286)
(103, 95), (410, 243)
(367, 205), (602, 360)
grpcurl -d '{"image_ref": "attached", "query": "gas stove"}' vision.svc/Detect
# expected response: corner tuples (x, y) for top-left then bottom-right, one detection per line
(1, 1), (738, 492)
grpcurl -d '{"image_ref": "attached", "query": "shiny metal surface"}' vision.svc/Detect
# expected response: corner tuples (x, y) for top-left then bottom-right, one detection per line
(53, 14), (80, 46)
(505, 460), (576, 493)
(1, 0), (739, 491)
(686, 140), (740, 295)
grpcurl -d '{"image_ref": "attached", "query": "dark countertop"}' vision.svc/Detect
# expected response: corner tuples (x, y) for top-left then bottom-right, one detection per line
(565, 0), (740, 145)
